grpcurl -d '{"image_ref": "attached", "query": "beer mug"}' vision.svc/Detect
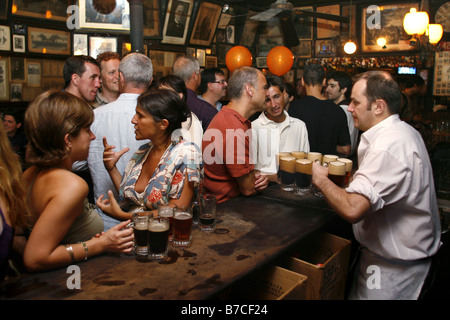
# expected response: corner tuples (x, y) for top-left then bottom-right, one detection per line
(295, 158), (313, 196)
(147, 216), (170, 261)
(337, 158), (353, 186)
(158, 203), (176, 241)
(322, 154), (338, 167)
(307, 152), (322, 164)
(279, 156), (296, 191)
(328, 161), (347, 187)
(276, 152), (291, 180)
(132, 213), (149, 258)
(172, 207), (193, 247)
(291, 151), (306, 159)
(199, 194), (217, 233)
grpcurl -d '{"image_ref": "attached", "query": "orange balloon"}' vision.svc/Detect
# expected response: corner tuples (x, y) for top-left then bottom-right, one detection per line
(266, 46), (294, 76)
(225, 46), (253, 73)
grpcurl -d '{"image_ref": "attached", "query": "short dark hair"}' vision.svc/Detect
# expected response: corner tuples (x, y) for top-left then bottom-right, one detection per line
(353, 71), (402, 114)
(405, 74), (425, 89)
(327, 71), (352, 99)
(63, 55), (100, 89)
(265, 75), (286, 92)
(303, 63), (325, 86)
(199, 68), (225, 94)
(156, 75), (187, 103)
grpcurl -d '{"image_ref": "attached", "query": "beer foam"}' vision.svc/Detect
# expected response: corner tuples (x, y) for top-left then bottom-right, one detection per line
(307, 152), (322, 163)
(295, 159), (312, 174)
(174, 211), (192, 220)
(279, 156), (296, 173)
(337, 158), (353, 171)
(134, 222), (148, 230)
(291, 151), (306, 159)
(328, 161), (346, 175)
(149, 222), (169, 232)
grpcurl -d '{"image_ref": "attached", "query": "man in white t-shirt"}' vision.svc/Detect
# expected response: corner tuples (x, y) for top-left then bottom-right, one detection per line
(312, 71), (441, 300)
(326, 71), (359, 156)
(252, 76), (309, 182)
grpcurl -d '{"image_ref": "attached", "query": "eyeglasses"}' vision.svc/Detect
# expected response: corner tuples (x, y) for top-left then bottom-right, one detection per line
(212, 79), (227, 84)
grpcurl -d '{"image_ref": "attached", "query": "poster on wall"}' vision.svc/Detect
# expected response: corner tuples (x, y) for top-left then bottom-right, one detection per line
(162, 0), (194, 45)
(434, 51), (450, 96)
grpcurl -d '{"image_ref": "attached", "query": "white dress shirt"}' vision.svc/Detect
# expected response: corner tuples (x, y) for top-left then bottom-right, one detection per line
(252, 111), (309, 174)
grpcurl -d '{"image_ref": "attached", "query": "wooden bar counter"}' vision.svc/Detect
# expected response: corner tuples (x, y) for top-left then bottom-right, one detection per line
(0, 185), (337, 300)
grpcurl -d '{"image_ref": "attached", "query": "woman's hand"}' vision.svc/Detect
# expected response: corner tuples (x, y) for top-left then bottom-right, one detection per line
(103, 136), (129, 172)
(97, 190), (131, 221)
(99, 220), (134, 253)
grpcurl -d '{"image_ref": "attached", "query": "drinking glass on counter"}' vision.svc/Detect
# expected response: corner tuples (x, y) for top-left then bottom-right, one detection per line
(276, 152), (291, 180)
(279, 155), (296, 191)
(132, 213), (149, 258)
(172, 207), (193, 247)
(328, 161), (347, 187)
(147, 216), (170, 261)
(291, 151), (306, 159)
(337, 158), (353, 186)
(158, 203), (176, 241)
(199, 194), (217, 233)
(294, 158), (312, 196)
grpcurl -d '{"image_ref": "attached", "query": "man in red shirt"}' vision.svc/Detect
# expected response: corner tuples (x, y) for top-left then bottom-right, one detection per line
(202, 67), (269, 203)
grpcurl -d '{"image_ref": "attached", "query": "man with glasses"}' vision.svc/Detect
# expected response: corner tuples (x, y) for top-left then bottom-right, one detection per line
(198, 68), (228, 111)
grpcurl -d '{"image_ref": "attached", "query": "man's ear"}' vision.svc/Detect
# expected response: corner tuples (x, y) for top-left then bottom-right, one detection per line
(244, 83), (253, 97)
(374, 99), (387, 115)
(71, 73), (79, 87)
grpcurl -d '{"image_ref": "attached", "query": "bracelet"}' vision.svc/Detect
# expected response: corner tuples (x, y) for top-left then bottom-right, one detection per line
(65, 245), (75, 263)
(80, 242), (88, 261)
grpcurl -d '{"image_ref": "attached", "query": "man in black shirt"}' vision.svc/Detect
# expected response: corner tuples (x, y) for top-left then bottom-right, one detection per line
(288, 63), (350, 156)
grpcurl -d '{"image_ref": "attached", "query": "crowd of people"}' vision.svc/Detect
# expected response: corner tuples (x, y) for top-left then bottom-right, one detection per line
(0, 52), (441, 300)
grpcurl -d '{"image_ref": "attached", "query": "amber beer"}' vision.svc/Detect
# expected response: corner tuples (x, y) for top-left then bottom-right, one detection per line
(295, 159), (312, 194)
(328, 161), (347, 187)
(307, 152), (323, 164)
(279, 156), (296, 191)
(337, 158), (353, 186)
(172, 208), (193, 247)
(322, 154), (338, 167)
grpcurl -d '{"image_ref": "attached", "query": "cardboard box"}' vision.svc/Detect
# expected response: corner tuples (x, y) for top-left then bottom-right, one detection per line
(232, 266), (308, 300)
(280, 232), (351, 300)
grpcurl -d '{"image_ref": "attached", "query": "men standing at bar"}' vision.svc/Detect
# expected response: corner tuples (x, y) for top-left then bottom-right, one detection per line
(173, 55), (218, 132)
(288, 63), (350, 156)
(202, 67), (268, 203)
(252, 75), (309, 182)
(312, 71), (441, 299)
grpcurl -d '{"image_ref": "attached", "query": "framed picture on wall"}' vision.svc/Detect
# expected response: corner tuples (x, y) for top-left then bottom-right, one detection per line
(10, 83), (22, 102)
(79, 0), (130, 30)
(293, 6), (313, 40)
(28, 27), (70, 55)
(316, 4), (340, 39)
(0, 58), (9, 100)
(315, 39), (336, 57)
(362, 3), (419, 52)
(26, 60), (41, 87)
(189, 1), (222, 46)
(11, 0), (73, 21)
(0, 25), (10, 51)
(162, 0), (193, 45)
(0, 0), (8, 19)
(205, 56), (217, 68)
(297, 41), (311, 58)
(12, 34), (25, 52)
(240, 12), (259, 48)
(143, 0), (160, 38)
(73, 34), (88, 56)
(10, 57), (25, 82)
(89, 36), (117, 59)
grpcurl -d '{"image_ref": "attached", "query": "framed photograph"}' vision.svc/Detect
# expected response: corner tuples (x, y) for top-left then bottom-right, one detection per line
(143, 0), (160, 38)
(162, 0), (194, 45)
(13, 24), (26, 35)
(240, 12), (259, 48)
(73, 34), (88, 56)
(28, 27), (70, 55)
(315, 39), (336, 57)
(187, 47), (196, 58)
(225, 25), (235, 45)
(196, 48), (206, 67)
(317, 4), (340, 39)
(11, 0), (73, 21)
(189, 1), (222, 46)
(26, 60), (41, 87)
(293, 6), (313, 40)
(205, 56), (217, 68)
(0, 25), (10, 51)
(89, 37), (118, 59)
(10, 57), (25, 82)
(258, 17), (284, 57)
(215, 29), (226, 43)
(0, 0), (7, 20)
(256, 57), (267, 68)
(79, 0), (130, 30)
(297, 41), (311, 58)
(12, 34), (25, 52)
(0, 58), (9, 100)
(362, 3), (419, 52)
(10, 83), (22, 102)
(217, 13), (231, 29)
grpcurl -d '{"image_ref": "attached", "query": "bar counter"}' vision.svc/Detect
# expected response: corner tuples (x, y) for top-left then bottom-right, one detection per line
(0, 184), (338, 300)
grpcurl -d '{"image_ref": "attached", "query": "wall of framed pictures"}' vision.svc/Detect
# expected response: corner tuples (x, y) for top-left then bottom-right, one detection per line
(0, 0), (448, 108)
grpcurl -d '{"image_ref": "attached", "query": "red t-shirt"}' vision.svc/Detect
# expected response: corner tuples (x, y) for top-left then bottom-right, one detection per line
(202, 107), (254, 203)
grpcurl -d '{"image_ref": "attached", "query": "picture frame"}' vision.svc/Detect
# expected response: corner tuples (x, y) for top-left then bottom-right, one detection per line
(240, 12), (259, 48)
(362, 3), (419, 52)
(143, 0), (160, 38)
(189, 1), (222, 46)
(73, 34), (88, 56)
(0, 57), (9, 100)
(10, 57), (25, 82)
(10, 83), (22, 102)
(258, 17), (284, 57)
(28, 27), (70, 55)
(205, 56), (217, 68)
(293, 6), (313, 40)
(13, 24), (26, 35)
(162, 0), (194, 45)
(196, 48), (206, 67)
(225, 25), (235, 45)
(12, 34), (25, 52)
(316, 4), (340, 39)
(256, 57), (267, 68)
(0, 0), (8, 20)
(315, 39), (336, 57)
(11, 0), (73, 21)
(187, 47), (196, 58)
(79, 0), (130, 31)
(89, 36), (118, 59)
(297, 41), (312, 58)
(0, 25), (10, 51)
(26, 59), (41, 87)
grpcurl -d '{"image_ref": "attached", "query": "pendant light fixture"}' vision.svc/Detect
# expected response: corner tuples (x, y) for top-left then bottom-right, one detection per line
(344, 0), (356, 54)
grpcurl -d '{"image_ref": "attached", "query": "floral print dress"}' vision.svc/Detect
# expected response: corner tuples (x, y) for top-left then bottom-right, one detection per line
(118, 140), (202, 213)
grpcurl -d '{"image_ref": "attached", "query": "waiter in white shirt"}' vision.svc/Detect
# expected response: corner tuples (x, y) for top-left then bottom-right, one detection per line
(312, 71), (441, 299)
